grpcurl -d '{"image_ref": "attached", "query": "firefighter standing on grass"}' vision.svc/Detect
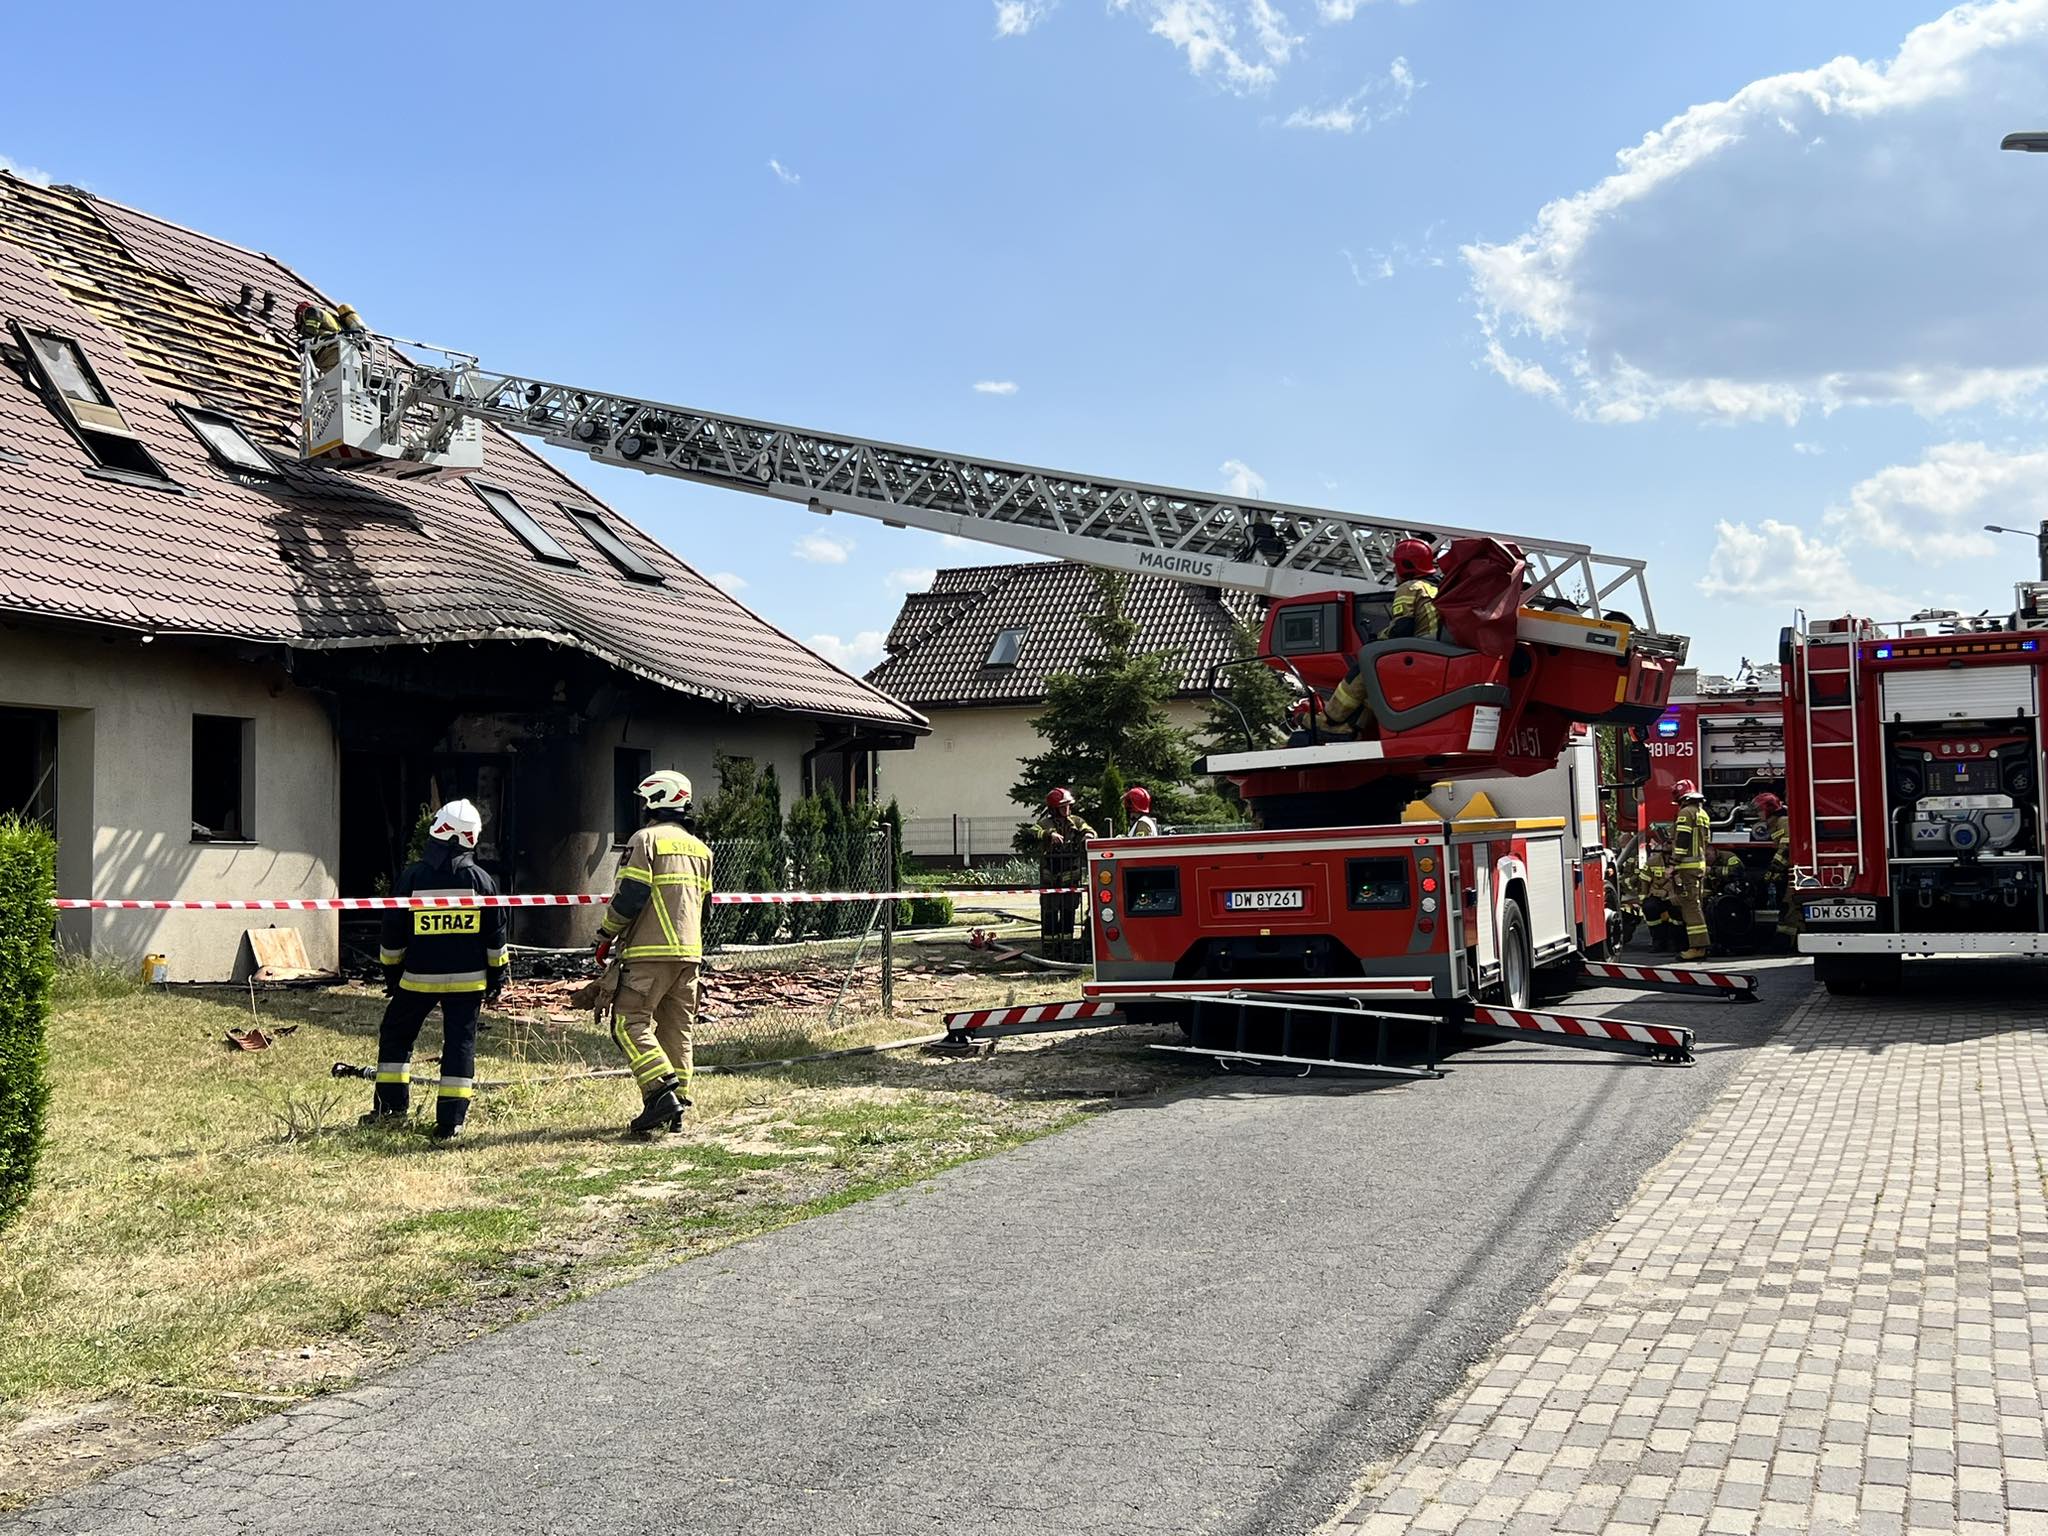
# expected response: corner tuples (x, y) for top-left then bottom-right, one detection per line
(364, 799), (507, 1142)
(1672, 779), (1713, 961)
(596, 770), (713, 1138)
(1025, 787), (1096, 961)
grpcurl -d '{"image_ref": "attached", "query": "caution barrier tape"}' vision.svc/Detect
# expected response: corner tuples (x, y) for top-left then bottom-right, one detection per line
(49, 887), (1079, 912)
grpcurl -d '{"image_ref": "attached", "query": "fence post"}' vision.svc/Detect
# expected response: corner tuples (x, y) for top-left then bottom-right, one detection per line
(881, 825), (896, 1016)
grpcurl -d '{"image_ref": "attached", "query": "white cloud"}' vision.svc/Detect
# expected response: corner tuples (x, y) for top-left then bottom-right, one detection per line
(1699, 518), (1905, 614)
(1109, 0), (1303, 93)
(994, 0), (1055, 35)
(768, 158), (801, 185)
(706, 570), (748, 593)
(1316, 0), (1420, 18)
(888, 566), (938, 590)
(1822, 440), (2048, 564)
(972, 379), (1020, 395)
(1481, 332), (1563, 400)
(1792, 442), (1826, 456)
(0, 155), (52, 187)
(1284, 55), (1419, 132)
(807, 631), (887, 672)
(792, 532), (852, 564)
(1220, 458), (1268, 497)
(1465, 0), (2048, 424)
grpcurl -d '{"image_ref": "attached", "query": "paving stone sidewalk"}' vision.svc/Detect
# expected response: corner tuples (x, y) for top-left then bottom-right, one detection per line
(1333, 981), (2048, 1536)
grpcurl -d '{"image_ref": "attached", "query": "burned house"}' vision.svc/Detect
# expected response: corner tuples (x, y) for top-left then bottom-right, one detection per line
(0, 173), (923, 979)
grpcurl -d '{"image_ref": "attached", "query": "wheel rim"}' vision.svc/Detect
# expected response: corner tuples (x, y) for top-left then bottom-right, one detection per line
(1506, 921), (1533, 1008)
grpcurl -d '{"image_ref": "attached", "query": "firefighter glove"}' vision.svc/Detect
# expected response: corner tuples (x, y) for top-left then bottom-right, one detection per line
(593, 936), (613, 966)
(382, 965), (403, 998)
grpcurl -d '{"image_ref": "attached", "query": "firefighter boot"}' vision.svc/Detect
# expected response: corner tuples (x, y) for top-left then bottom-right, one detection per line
(628, 1075), (686, 1138)
(431, 1095), (470, 1143)
(358, 1076), (409, 1127)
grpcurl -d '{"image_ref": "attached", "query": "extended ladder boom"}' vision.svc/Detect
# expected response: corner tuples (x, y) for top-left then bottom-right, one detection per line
(301, 331), (1681, 651)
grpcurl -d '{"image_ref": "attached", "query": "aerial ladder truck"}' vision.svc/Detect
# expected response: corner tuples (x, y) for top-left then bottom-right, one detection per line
(298, 327), (1747, 1075)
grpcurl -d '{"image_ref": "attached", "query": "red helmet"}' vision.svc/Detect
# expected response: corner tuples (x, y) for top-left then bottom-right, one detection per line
(1752, 792), (1784, 816)
(1391, 537), (1438, 581)
(1673, 778), (1702, 800)
(1123, 786), (1152, 814)
(1046, 787), (1075, 810)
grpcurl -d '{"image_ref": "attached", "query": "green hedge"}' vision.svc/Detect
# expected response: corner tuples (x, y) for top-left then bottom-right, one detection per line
(0, 817), (56, 1233)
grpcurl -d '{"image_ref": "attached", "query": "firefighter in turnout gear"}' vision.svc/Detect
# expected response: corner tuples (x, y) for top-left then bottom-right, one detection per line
(1636, 861), (1686, 953)
(598, 769), (713, 1138)
(1754, 791), (1799, 948)
(1123, 785), (1160, 838)
(366, 799), (507, 1141)
(1322, 538), (1442, 737)
(1671, 779), (1713, 961)
(1024, 788), (1096, 962)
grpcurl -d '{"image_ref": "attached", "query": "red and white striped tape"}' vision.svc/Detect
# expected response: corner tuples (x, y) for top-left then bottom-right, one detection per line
(1471, 1004), (1692, 1051)
(942, 999), (1121, 1032)
(49, 887), (1077, 912)
(1578, 960), (1755, 993)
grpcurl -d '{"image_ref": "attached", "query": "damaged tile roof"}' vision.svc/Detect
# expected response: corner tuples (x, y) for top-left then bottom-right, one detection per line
(0, 173), (922, 733)
(865, 561), (1257, 708)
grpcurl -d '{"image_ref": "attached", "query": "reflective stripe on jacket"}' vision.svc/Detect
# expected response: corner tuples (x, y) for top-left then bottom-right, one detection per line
(1387, 578), (1442, 641)
(1673, 805), (1711, 872)
(601, 822), (714, 960)
(377, 846), (508, 994)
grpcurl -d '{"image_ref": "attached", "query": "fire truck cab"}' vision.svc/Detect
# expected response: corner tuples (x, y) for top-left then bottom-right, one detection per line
(1783, 586), (2048, 991)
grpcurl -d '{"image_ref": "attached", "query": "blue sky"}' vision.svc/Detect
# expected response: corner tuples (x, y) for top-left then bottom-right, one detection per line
(10, 0), (2048, 675)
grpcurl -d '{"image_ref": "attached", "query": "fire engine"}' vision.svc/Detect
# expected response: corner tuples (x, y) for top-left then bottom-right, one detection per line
(296, 323), (1748, 1074)
(1639, 667), (1788, 951)
(1783, 592), (2048, 993)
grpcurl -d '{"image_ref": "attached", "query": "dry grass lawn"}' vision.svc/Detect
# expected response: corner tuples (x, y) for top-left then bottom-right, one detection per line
(0, 943), (1193, 1509)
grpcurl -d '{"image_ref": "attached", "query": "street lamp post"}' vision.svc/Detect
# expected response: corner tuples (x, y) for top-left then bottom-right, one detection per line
(1984, 523), (2048, 582)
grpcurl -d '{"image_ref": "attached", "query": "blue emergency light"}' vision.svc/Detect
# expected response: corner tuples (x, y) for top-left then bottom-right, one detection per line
(1875, 645), (1892, 659)
(1655, 717), (1679, 737)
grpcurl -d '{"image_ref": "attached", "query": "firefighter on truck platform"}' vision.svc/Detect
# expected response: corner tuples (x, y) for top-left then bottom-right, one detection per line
(1321, 537), (1442, 737)
(596, 770), (714, 1139)
(365, 799), (507, 1142)
(1671, 778), (1713, 962)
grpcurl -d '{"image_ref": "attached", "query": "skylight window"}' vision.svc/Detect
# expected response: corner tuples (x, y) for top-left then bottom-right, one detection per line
(565, 505), (664, 583)
(985, 628), (1026, 667)
(177, 405), (273, 475)
(11, 322), (170, 482)
(473, 483), (579, 567)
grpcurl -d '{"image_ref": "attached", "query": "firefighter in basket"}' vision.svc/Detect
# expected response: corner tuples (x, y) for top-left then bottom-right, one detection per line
(1319, 538), (1443, 740)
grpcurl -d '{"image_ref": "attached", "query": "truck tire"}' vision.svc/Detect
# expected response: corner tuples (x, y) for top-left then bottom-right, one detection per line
(1815, 952), (1902, 996)
(1496, 901), (1534, 1009)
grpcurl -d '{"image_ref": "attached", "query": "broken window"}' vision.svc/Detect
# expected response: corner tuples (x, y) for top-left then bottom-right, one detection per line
(474, 482), (579, 567)
(0, 707), (58, 829)
(11, 322), (171, 481)
(191, 715), (253, 841)
(613, 746), (652, 845)
(565, 506), (664, 583)
(177, 405), (274, 475)
(985, 628), (1026, 667)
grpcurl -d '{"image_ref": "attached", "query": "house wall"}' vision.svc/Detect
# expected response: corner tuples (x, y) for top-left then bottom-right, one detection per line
(507, 702), (819, 949)
(877, 699), (1208, 859)
(0, 627), (339, 981)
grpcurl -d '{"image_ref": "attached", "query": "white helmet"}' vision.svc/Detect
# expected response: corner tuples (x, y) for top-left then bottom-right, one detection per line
(635, 769), (692, 811)
(428, 799), (482, 848)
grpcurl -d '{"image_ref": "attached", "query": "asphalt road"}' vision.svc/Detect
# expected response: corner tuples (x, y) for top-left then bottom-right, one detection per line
(7, 959), (1810, 1536)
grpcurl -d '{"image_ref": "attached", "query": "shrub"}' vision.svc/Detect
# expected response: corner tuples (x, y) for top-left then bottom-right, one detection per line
(0, 817), (56, 1233)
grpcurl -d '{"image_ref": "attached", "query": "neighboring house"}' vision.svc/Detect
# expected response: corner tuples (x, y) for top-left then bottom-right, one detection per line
(0, 173), (924, 979)
(865, 563), (1254, 859)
